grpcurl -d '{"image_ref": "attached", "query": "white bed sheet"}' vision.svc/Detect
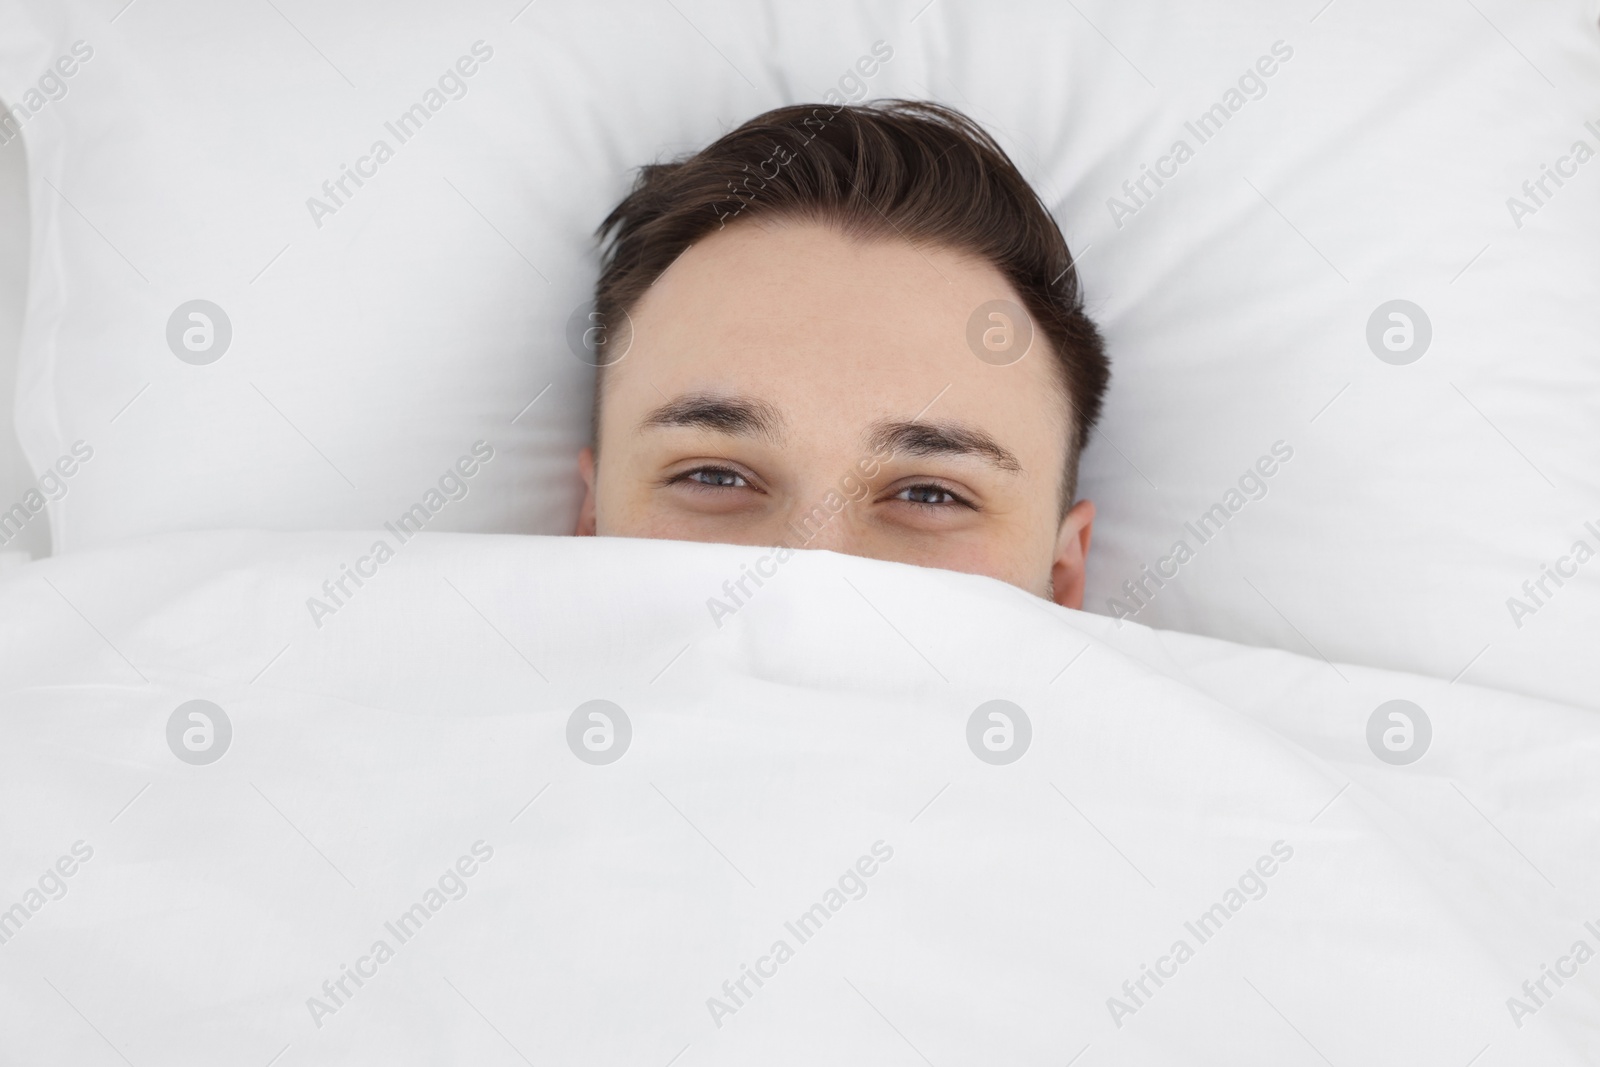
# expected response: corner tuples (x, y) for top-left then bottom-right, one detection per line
(0, 531), (1596, 1064)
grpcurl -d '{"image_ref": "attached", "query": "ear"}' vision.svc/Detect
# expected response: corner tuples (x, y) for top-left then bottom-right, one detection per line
(575, 447), (598, 536)
(1049, 498), (1095, 609)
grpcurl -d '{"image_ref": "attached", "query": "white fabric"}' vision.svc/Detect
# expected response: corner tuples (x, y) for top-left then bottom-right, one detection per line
(0, 0), (1596, 704)
(0, 111), (38, 563)
(1, 531), (1597, 1063)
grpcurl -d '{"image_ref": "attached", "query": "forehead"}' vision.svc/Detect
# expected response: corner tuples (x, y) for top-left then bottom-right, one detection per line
(605, 220), (1068, 451)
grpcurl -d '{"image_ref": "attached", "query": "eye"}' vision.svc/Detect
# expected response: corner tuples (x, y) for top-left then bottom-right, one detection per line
(892, 483), (973, 508)
(673, 466), (750, 490)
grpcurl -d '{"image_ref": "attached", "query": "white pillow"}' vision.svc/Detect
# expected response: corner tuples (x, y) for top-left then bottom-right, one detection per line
(1064, 1), (1600, 711)
(2, 0), (1597, 708)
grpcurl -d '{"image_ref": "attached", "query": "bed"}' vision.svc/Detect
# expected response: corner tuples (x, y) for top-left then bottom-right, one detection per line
(2, 1), (1599, 1063)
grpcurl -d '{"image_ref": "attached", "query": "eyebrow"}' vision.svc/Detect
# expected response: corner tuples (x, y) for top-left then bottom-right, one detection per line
(867, 419), (1022, 473)
(638, 392), (786, 443)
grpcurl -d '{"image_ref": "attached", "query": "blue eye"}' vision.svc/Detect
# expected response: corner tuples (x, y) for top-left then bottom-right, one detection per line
(681, 467), (747, 488)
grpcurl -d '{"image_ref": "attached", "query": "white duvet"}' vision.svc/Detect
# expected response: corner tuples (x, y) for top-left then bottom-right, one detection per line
(1, 531), (1597, 1065)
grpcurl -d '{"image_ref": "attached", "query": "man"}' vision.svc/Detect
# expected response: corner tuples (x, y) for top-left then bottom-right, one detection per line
(575, 100), (1109, 609)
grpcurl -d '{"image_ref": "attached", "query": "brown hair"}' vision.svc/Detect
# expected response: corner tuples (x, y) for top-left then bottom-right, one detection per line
(592, 98), (1109, 509)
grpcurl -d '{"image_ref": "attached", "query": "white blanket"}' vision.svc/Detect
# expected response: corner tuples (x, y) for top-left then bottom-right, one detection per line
(1, 531), (1597, 1065)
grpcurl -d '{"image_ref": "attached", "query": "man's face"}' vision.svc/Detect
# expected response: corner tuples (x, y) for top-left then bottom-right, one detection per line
(577, 219), (1094, 608)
